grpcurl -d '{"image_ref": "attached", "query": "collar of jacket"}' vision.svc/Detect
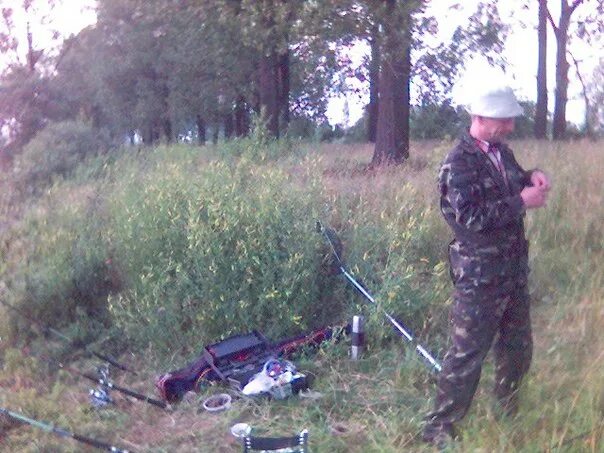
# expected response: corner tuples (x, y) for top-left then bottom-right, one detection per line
(459, 129), (510, 155)
(460, 130), (513, 193)
(459, 130), (481, 154)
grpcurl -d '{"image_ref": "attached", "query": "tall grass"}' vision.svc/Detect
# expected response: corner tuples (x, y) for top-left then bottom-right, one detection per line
(1, 137), (602, 451)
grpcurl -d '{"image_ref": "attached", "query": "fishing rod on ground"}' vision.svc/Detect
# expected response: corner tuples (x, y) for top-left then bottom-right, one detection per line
(316, 220), (442, 373)
(58, 361), (168, 410)
(0, 318), (167, 410)
(0, 298), (137, 375)
(32, 351), (169, 410)
(0, 406), (132, 452)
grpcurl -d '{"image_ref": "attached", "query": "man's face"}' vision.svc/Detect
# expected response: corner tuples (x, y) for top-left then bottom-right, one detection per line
(479, 117), (515, 142)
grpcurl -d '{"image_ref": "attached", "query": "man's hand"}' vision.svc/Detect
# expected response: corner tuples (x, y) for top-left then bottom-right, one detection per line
(521, 186), (548, 209)
(530, 170), (551, 190)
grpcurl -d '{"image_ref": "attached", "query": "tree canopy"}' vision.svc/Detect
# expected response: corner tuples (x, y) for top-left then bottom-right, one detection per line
(1, 0), (602, 164)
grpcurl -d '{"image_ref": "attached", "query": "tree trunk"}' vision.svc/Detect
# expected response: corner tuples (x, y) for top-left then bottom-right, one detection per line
(569, 51), (594, 138)
(535, 0), (548, 139)
(367, 26), (380, 143)
(278, 50), (290, 130)
(26, 21), (37, 72)
(234, 96), (249, 137)
(372, 1), (411, 166)
(163, 118), (173, 143)
(224, 111), (234, 139)
(552, 9), (570, 140)
(142, 125), (152, 145)
(259, 53), (280, 138)
(399, 44), (411, 151)
(153, 120), (161, 143)
(196, 114), (206, 145)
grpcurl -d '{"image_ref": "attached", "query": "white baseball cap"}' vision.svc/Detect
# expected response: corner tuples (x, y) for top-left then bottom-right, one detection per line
(467, 85), (523, 118)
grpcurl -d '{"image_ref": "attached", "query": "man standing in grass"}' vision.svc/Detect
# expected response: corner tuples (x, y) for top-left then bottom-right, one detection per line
(422, 85), (551, 447)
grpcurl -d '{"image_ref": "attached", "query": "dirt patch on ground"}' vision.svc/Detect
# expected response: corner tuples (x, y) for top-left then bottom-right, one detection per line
(121, 403), (239, 451)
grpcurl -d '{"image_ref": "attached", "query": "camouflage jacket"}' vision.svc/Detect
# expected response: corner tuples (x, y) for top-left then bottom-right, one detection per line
(439, 131), (534, 286)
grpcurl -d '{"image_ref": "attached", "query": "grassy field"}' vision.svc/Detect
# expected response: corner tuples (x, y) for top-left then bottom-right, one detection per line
(1, 138), (603, 452)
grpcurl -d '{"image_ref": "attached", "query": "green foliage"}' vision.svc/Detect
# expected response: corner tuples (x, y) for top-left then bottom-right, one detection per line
(13, 120), (112, 196)
(218, 113), (307, 163)
(286, 116), (320, 140)
(1, 187), (114, 344)
(414, 3), (509, 105)
(105, 151), (339, 353)
(321, 173), (450, 347)
(509, 101), (538, 139)
(341, 114), (367, 143)
(0, 68), (50, 154)
(315, 123), (345, 143)
(410, 101), (468, 140)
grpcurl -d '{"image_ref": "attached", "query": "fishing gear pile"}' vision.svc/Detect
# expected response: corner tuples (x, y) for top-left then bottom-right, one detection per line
(155, 324), (347, 403)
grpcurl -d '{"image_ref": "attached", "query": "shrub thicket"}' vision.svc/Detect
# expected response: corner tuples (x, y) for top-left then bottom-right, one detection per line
(13, 120), (112, 196)
(104, 155), (344, 353)
(0, 136), (452, 358)
(0, 183), (115, 345)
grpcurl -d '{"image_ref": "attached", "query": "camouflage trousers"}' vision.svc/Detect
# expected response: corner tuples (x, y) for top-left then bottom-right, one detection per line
(423, 280), (532, 441)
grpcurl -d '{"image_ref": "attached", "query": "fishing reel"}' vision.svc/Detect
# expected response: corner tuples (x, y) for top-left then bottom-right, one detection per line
(89, 365), (114, 408)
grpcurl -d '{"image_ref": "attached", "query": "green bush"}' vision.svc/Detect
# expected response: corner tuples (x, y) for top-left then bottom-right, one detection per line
(322, 178), (450, 349)
(342, 114), (368, 143)
(410, 101), (468, 140)
(14, 120), (112, 196)
(104, 155), (345, 353)
(286, 116), (319, 139)
(1, 137), (448, 357)
(218, 114), (305, 163)
(315, 123), (345, 142)
(1, 193), (115, 344)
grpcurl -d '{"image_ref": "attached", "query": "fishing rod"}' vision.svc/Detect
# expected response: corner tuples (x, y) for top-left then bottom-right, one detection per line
(316, 220), (442, 373)
(0, 298), (137, 375)
(0, 406), (132, 452)
(50, 357), (168, 410)
(3, 339), (167, 410)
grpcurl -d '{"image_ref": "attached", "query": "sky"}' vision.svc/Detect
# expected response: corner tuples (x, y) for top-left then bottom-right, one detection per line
(52, 0), (97, 35)
(1, 0), (96, 68)
(3, 0), (601, 128)
(326, 0), (603, 127)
